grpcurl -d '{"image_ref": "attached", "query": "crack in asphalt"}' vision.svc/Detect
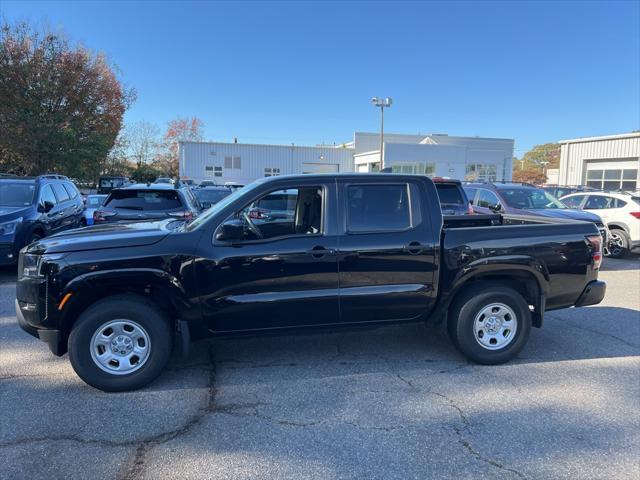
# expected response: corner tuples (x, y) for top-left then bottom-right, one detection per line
(118, 345), (218, 480)
(394, 370), (527, 480)
(554, 318), (639, 350)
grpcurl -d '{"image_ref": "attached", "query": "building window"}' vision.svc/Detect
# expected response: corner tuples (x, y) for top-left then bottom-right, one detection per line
(586, 169), (638, 191)
(264, 167), (281, 177)
(465, 164), (497, 182)
(205, 165), (223, 177)
(390, 162), (435, 175)
(214, 166), (222, 177)
(224, 157), (232, 169)
(223, 156), (241, 169)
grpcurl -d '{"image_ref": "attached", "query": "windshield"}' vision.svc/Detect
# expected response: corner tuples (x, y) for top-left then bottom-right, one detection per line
(194, 189), (231, 205)
(186, 178), (267, 231)
(86, 195), (107, 208)
(100, 178), (127, 188)
(435, 184), (466, 205)
(0, 183), (36, 207)
(498, 188), (566, 209)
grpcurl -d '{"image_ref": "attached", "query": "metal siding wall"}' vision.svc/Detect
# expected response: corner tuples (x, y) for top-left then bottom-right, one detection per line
(559, 137), (640, 185)
(179, 142), (354, 185)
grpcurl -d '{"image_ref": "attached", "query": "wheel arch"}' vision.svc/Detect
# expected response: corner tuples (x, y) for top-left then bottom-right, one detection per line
(59, 269), (190, 340)
(442, 266), (545, 328)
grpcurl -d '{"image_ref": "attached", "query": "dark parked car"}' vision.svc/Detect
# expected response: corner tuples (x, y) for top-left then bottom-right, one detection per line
(16, 174), (605, 391)
(97, 176), (130, 195)
(0, 174), (84, 265)
(93, 183), (201, 224)
(193, 186), (232, 209)
(542, 185), (598, 199)
(432, 178), (473, 215)
(464, 182), (609, 243)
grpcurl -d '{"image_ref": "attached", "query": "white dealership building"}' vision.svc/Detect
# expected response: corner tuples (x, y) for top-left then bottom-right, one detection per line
(179, 132), (514, 185)
(558, 132), (640, 191)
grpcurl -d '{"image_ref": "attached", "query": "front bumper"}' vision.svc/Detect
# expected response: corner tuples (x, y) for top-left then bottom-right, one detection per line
(15, 298), (64, 355)
(574, 280), (606, 308)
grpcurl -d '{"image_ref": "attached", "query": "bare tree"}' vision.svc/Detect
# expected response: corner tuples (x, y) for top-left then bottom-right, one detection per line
(126, 121), (160, 168)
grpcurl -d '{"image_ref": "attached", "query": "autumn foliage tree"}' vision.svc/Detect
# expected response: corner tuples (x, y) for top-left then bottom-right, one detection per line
(513, 143), (560, 185)
(154, 117), (204, 177)
(0, 21), (134, 179)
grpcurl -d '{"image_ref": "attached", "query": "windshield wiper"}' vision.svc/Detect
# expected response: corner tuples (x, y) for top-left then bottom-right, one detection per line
(116, 205), (144, 211)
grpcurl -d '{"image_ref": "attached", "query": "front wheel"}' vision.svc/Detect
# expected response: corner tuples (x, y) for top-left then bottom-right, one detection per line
(607, 229), (630, 258)
(68, 295), (172, 392)
(448, 285), (531, 365)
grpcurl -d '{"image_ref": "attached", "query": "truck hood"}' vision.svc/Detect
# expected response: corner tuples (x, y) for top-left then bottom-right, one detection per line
(527, 208), (602, 223)
(27, 220), (176, 254)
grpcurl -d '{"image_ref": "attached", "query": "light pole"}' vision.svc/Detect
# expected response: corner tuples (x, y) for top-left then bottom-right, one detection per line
(372, 97), (392, 170)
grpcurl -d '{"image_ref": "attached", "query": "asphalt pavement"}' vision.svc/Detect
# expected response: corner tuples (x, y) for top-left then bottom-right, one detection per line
(0, 256), (638, 480)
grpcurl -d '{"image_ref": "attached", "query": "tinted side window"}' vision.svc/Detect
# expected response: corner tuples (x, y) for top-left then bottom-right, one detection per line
(562, 195), (585, 208)
(347, 184), (411, 232)
(584, 196), (615, 209)
(51, 183), (70, 202)
(40, 185), (57, 205)
(477, 189), (500, 208)
(63, 182), (79, 199)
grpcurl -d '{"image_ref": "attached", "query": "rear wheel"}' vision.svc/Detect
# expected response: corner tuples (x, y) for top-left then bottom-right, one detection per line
(448, 285), (531, 365)
(68, 295), (172, 392)
(607, 229), (630, 258)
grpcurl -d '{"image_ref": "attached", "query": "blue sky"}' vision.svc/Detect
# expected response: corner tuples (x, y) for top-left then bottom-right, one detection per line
(2, 0), (638, 156)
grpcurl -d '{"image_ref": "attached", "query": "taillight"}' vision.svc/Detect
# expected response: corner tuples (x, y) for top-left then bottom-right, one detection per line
(629, 212), (640, 219)
(93, 210), (116, 223)
(169, 211), (193, 221)
(249, 208), (270, 219)
(586, 234), (603, 270)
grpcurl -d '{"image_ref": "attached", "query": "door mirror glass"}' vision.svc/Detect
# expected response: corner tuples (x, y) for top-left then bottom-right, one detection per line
(488, 202), (502, 212)
(215, 220), (244, 242)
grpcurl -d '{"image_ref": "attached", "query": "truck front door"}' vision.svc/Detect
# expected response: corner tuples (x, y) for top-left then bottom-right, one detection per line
(196, 179), (340, 332)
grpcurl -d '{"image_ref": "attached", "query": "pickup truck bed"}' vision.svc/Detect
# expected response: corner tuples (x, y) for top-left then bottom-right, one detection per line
(16, 173), (606, 391)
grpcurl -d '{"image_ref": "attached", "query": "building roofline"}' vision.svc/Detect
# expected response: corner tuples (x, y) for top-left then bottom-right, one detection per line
(558, 131), (640, 144)
(179, 140), (354, 150)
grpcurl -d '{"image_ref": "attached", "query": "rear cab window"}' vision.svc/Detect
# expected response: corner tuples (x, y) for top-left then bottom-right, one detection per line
(346, 183), (420, 233)
(105, 189), (184, 211)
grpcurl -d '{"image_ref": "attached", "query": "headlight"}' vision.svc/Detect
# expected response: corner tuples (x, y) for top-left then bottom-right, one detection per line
(20, 253), (43, 278)
(0, 217), (22, 236)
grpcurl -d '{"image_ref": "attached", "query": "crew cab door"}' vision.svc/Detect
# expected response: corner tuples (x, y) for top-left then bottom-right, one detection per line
(336, 178), (437, 323)
(196, 179), (340, 332)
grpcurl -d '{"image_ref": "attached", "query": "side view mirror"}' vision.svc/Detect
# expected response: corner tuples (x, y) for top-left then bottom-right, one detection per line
(488, 202), (503, 213)
(38, 200), (55, 213)
(215, 221), (244, 242)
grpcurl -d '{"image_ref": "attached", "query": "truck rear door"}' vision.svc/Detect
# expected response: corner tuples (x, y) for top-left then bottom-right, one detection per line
(336, 177), (438, 323)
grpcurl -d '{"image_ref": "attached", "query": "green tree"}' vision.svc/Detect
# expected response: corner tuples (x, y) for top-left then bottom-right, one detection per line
(0, 21), (135, 179)
(516, 143), (560, 171)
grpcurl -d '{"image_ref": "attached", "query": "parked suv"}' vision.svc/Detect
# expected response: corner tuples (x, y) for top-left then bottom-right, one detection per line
(464, 182), (609, 243)
(560, 191), (640, 257)
(0, 174), (84, 265)
(542, 185), (598, 199)
(93, 183), (202, 224)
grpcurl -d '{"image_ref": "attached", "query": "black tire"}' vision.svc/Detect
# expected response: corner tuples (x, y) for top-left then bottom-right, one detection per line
(447, 284), (531, 365)
(607, 229), (630, 258)
(68, 294), (173, 392)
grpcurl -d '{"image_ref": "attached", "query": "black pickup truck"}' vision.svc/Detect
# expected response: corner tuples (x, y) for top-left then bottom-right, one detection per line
(16, 174), (606, 391)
